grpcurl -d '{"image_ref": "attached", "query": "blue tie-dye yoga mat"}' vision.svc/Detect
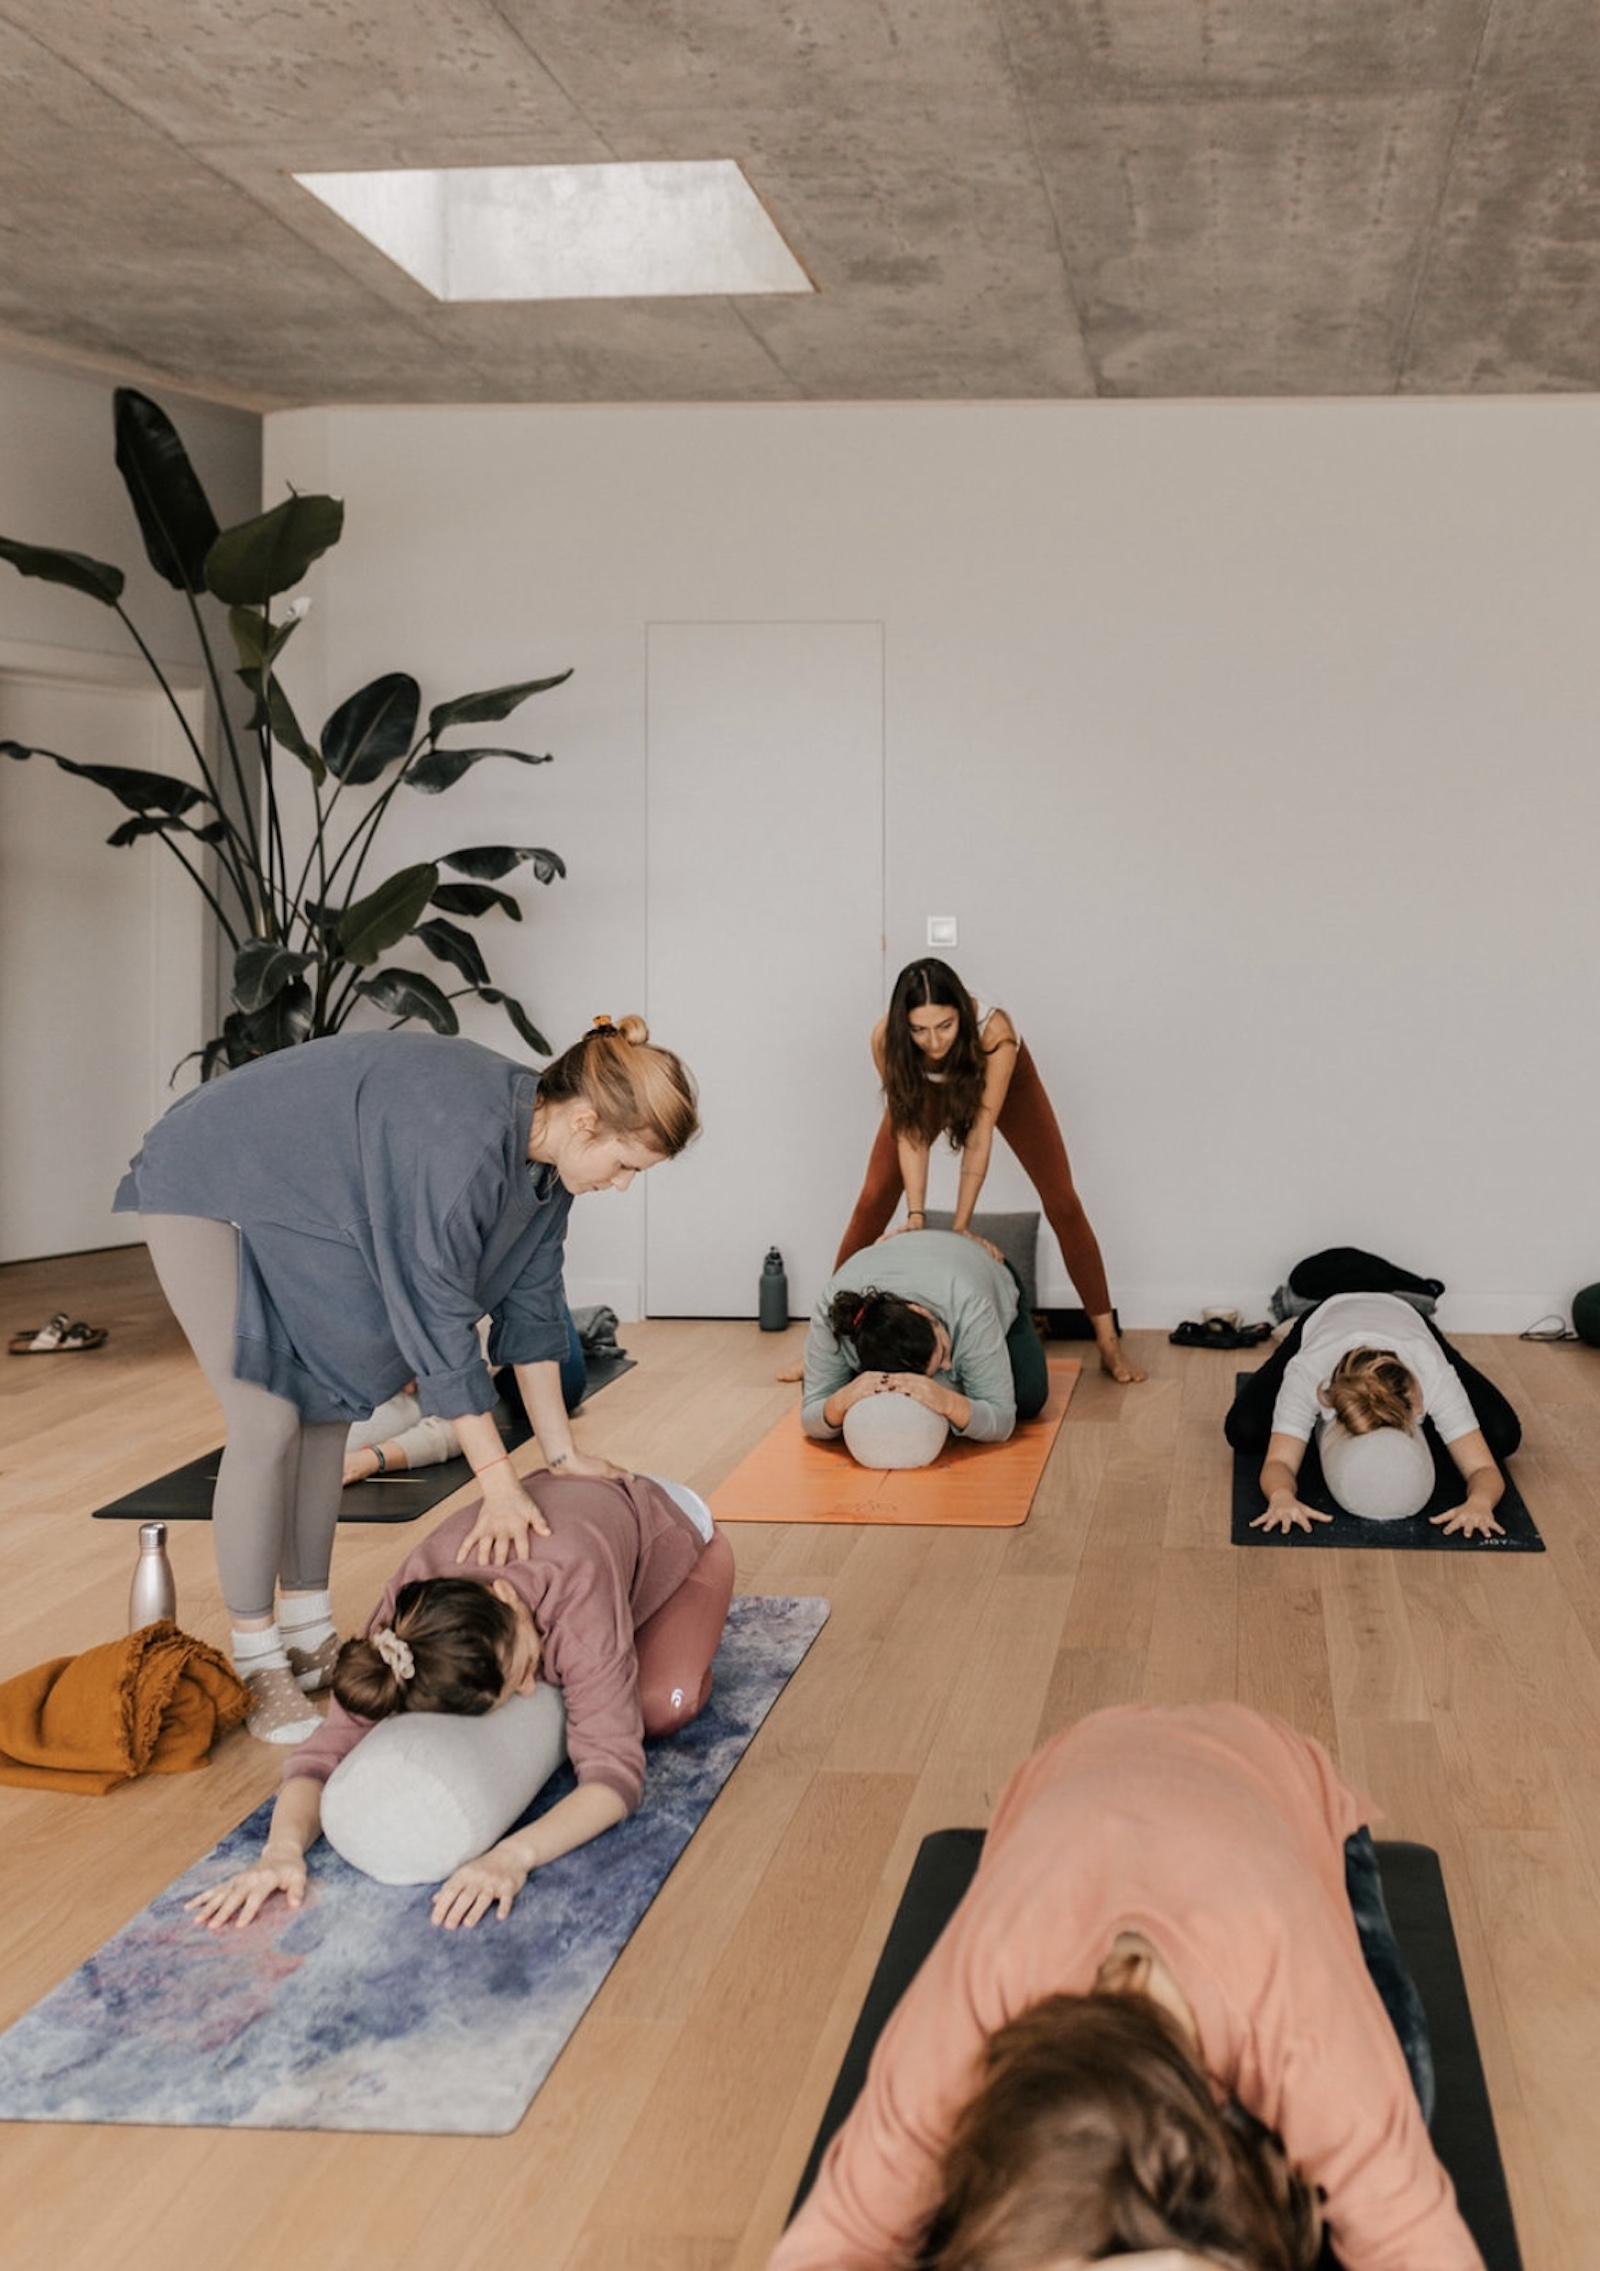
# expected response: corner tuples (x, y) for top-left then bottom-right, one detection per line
(0, 1594), (828, 2135)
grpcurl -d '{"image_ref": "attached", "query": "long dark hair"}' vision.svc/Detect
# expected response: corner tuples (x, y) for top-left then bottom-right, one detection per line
(921, 1992), (1321, 2271)
(882, 960), (986, 1150)
(332, 1577), (516, 1720)
(826, 1286), (938, 1374)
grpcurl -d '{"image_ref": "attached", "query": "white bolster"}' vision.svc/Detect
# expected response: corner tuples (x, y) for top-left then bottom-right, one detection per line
(319, 1682), (568, 1885)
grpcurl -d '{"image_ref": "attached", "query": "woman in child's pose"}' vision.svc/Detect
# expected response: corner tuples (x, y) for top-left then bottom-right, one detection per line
(834, 959), (1142, 1384)
(189, 1470), (735, 1932)
(117, 1015), (697, 1744)
(1225, 1289), (1520, 1537)
(774, 1702), (1482, 2271)
(803, 1226), (1048, 1448)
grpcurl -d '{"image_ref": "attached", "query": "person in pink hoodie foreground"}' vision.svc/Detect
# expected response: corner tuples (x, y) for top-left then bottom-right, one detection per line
(774, 1702), (1483, 2271)
(189, 1470), (734, 1932)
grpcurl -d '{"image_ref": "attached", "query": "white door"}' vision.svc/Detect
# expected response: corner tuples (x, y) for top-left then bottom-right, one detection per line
(0, 661), (207, 1260)
(644, 621), (885, 1318)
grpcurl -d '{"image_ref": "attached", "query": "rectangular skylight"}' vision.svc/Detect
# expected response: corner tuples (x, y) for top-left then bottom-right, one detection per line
(294, 160), (813, 301)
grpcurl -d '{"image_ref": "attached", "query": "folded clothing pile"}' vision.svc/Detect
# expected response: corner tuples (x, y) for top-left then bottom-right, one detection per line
(0, 1622), (250, 1794)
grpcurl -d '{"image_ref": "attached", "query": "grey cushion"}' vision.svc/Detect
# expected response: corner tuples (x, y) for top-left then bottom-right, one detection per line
(923, 1209), (1039, 1310)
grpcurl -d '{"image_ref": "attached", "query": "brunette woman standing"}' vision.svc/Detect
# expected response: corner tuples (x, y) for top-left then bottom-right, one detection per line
(835, 959), (1142, 1383)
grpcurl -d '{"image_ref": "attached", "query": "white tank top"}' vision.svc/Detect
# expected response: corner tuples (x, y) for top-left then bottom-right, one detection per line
(924, 995), (1005, 1084)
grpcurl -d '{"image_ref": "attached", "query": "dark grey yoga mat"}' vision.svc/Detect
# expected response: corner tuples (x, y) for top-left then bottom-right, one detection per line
(789, 1831), (1521, 2271)
(90, 1352), (634, 1527)
(1229, 1376), (1543, 1552)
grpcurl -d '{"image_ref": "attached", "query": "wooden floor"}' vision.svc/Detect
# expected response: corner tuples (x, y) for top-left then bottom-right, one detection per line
(2, 1246), (1599, 2271)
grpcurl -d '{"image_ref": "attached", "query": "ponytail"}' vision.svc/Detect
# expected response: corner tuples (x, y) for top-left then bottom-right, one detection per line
(827, 1285), (938, 1375)
(332, 1578), (516, 1721)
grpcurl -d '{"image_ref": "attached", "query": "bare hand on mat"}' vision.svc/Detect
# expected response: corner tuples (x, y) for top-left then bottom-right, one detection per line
(186, 1850), (308, 1930)
(1249, 1495), (1333, 1535)
(431, 1845), (529, 1929)
(1431, 1496), (1505, 1539)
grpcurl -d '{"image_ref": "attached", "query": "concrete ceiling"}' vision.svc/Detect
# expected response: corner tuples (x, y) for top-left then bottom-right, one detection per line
(2, 1), (1598, 411)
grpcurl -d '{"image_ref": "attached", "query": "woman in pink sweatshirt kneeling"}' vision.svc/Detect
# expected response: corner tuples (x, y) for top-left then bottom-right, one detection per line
(775, 1702), (1482, 2271)
(189, 1470), (734, 1932)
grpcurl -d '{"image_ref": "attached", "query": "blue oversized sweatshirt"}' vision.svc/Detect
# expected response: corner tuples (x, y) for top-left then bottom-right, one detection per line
(115, 1031), (572, 1425)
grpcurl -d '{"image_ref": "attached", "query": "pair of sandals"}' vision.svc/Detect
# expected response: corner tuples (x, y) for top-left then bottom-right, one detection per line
(8, 1310), (108, 1355)
(1169, 1315), (1273, 1350)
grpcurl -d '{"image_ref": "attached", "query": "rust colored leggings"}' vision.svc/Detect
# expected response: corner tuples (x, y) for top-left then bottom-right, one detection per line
(833, 1041), (1113, 1318)
(635, 1529), (737, 1737)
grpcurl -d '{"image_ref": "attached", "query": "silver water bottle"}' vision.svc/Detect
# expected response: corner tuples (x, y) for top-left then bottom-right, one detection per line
(129, 1519), (177, 1630)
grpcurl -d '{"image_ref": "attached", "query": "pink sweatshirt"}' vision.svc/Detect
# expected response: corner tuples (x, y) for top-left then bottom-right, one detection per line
(285, 1474), (706, 1811)
(774, 1703), (1483, 2271)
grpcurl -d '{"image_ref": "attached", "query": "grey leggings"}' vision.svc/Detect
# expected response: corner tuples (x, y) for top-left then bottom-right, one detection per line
(142, 1214), (347, 1621)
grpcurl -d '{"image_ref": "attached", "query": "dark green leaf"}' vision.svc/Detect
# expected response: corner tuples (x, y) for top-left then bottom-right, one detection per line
(413, 917), (490, 988)
(338, 863), (440, 965)
(11, 747), (207, 815)
(300, 898), (343, 948)
(243, 671), (323, 779)
(0, 536), (125, 606)
(426, 672), (572, 740)
(478, 987), (551, 1056)
(205, 493), (344, 606)
(353, 967), (460, 1034)
(441, 845), (566, 884)
(228, 605), (302, 674)
(322, 673), (420, 785)
(238, 980), (315, 1054)
(232, 939), (316, 1014)
(406, 744), (552, 796)
(105, 813), (225, 847)
(430, 881), (522, 923)
(112, 389), (221, 594)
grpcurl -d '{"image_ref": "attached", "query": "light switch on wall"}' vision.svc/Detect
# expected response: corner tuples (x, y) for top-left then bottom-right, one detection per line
(927, 916), (958, 947)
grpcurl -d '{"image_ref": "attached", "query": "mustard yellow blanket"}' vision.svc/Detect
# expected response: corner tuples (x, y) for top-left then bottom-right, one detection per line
(0, 1621), (250, 1794)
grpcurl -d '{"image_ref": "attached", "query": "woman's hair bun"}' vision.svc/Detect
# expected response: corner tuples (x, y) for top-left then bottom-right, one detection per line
(615, 1013), (649, 1045)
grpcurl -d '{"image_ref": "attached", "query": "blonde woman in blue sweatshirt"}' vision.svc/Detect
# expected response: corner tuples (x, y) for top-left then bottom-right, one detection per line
(116, 1017), (697, 1743)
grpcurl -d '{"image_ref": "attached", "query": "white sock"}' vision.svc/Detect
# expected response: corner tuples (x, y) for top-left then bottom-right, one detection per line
(279, 1590), (336, 1651)
(231, 1624), (290, 1676)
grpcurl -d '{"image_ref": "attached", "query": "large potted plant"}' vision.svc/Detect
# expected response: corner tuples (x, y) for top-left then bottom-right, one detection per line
(1, 388), (565, 1076)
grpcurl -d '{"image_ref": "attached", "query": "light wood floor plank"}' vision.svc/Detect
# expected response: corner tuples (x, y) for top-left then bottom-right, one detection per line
(1, 1254), (1597, 2268)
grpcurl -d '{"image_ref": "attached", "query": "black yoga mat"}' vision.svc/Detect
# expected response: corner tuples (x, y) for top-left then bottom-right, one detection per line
(1230, 1378), (1543, 1552)
(790, 1831), (1521, 2271)
(90, 1351), (634, 1527)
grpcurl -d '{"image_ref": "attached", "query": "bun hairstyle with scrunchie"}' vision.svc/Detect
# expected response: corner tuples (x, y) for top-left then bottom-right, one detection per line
(536, 1013), (699, 1159)
(922, 1992), (1321, 2271)
(1320, 1347), (1417, 1435)
(826, 1286), (938, 1375)
(332, 1577), (518, 1722)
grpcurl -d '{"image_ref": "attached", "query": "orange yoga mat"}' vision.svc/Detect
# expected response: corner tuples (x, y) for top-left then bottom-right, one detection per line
(710, 1358), (1080, 1527)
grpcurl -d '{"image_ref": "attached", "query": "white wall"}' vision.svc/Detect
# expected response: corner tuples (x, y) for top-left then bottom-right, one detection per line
(0, 349), (262, 1254)
(0, 351), (261, 669)
(265, 400), (1600, 1330)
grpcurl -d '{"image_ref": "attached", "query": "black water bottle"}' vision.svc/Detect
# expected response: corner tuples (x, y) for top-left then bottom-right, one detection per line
(758, 1247), (789, 1331)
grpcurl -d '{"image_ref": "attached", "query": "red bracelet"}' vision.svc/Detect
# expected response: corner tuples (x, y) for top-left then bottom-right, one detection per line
(472, 1453), (512, 1478)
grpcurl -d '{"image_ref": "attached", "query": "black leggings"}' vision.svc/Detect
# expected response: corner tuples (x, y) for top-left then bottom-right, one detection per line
(1001, 1260), (1050, 1424)
(1225, 1302), (1521, 1461)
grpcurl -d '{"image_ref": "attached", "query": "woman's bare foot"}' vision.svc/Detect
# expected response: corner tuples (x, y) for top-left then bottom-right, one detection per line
(1093, 1320), (1146, 1384)
(775, 1360), (804, 1384)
